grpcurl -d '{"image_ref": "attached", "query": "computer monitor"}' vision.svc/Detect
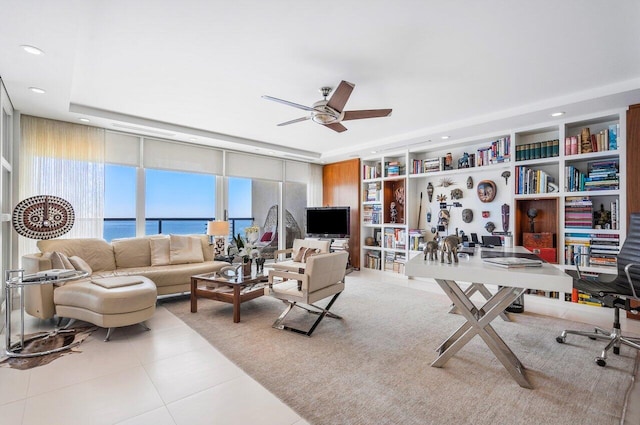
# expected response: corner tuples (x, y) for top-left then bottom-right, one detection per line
(482, 235), (502, 246)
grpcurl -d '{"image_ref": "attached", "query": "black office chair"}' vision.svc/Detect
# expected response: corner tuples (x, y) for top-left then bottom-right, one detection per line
(556, 212), (640, 367)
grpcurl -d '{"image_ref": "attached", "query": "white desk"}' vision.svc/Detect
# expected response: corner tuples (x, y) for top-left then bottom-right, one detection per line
(405, 247), (573, 389)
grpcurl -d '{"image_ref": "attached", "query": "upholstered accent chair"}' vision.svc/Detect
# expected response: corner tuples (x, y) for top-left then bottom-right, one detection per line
(266, 251), (349, 336)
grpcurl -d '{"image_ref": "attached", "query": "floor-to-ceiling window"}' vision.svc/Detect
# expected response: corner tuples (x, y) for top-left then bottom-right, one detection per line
(145, 169), (215, 236)
(104, 164), (137, 241)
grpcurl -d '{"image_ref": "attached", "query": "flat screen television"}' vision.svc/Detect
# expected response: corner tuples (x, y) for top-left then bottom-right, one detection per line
(306, 206), (350, 238)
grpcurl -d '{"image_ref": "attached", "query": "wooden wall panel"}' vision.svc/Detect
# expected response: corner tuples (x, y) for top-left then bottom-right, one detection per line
(323, 158), (361, 269)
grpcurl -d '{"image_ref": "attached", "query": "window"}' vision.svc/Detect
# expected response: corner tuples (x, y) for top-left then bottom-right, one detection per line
(145, 169), (215, 235)
(104, 164), (137, 241)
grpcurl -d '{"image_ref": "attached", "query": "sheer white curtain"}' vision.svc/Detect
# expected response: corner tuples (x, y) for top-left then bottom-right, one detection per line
(19, 116), (105, 257)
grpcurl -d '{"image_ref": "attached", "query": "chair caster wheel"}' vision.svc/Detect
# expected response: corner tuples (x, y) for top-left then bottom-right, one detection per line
(556, 336), (565, 343)
(596, 358), (607, 367)
(588, 336), (597, 340)
(614, 347), (620, 355)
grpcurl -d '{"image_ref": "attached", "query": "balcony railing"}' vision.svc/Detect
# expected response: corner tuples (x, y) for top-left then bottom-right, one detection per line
(103, 217), (255, 242)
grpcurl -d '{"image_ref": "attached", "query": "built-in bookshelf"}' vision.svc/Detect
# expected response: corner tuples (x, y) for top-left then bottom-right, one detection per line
(360, 108), (628, 309)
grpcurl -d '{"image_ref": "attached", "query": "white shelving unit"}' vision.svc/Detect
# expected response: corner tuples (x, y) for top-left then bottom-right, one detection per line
(360, 108), (628, 306)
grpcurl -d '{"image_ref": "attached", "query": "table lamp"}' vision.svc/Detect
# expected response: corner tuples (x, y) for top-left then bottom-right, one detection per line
(207, 220), (230, 257)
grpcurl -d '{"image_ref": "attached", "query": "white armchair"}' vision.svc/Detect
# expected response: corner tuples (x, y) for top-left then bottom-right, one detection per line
(265, 251), (349, 336)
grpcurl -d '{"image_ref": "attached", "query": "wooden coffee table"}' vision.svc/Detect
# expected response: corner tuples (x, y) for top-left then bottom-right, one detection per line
(190, 270), (268, 323)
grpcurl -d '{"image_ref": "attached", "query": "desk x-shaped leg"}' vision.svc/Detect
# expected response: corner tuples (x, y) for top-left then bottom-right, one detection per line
(448, 282), (511, 322)
(433, 279), (532, 389)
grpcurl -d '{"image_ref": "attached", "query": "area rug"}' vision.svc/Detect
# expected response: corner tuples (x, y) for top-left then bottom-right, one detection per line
(0, 326), (96, 370)
(163, 281), (636, 425)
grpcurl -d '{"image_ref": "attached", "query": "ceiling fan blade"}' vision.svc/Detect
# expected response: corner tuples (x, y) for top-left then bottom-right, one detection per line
(324, 122), (348, 133)
(262, 95), (316, 112)
(326, 80), (355, 112)
(277, 116), (311, 126)
(342, 109), (393, 121)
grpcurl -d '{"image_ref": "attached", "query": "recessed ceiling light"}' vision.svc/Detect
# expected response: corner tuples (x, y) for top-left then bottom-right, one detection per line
(268, 151), (275, 155)
(20, 45), (44, 55)
(551, 112), (565, 117)
(29, 87), (45, 94)
(79, 118), (90, 123)
(371, 150), (377, 154)
(441, 136), (450, 140)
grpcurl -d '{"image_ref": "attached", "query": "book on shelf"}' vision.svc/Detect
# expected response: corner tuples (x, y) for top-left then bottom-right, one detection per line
(363, 163), (381, 179)
(516, 139), (559, 162)
(564, 124), (619, 156)
(363, 204), (382, 224)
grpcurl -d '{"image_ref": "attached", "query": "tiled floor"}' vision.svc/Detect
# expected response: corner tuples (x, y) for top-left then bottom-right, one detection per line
(0, 304), (308, 425)
(2, 270), (640, 424)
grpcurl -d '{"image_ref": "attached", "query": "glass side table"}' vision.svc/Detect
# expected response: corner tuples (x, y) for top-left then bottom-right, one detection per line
(4, 269), (89, 358)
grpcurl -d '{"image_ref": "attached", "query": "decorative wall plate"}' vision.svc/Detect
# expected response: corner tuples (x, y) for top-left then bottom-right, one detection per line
(12, 195), (75, 239)
(477, 180), (497, 203)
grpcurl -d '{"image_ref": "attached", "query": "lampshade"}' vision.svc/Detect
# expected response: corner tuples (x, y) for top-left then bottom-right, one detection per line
(207, 220), (229, 236)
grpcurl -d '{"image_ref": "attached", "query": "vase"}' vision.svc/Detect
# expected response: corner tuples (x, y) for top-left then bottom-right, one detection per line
(242, 260), (252, 277)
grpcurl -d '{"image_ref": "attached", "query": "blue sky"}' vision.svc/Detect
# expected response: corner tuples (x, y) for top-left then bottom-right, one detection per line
(105, 165), (251, 218)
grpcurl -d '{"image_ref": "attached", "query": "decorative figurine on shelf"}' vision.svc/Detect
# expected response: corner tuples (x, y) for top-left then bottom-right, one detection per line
(527, 208), (538, 232)
(444, 152), (453, 170)
(501, 203), (510, 232)
(440, 235), (460, 264)
(477, 180), (497, 203)
(501, 171), (511, 185)
(424, 240), (439, 261)
(462, 208), (473, 223)
(438, 209), (450, 228)
(466, 176), (473, 189)
(484, 221), (496, 233)
(457, 152), (470, 169)
(427, 182), (434, 202)
(390, 202), (398, 223)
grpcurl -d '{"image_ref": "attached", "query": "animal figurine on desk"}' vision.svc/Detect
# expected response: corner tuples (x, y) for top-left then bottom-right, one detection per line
(424, 240), (439, 261)
(440, 235), (460, 264)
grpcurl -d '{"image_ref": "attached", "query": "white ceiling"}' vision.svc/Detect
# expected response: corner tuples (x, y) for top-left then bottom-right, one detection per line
(2, 0), (640, 163)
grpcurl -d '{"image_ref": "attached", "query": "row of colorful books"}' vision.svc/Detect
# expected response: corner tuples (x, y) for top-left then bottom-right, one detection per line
(514, 166), (557, 194)
(565, 124), (618, 155)
(362, 204), (382, 224)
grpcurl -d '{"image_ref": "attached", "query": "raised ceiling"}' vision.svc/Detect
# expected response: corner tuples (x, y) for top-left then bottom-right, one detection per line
(1, 0), (640, 163)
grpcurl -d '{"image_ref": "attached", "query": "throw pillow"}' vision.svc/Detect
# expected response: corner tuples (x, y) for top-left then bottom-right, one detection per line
(150, 236), (171, 266)
(68, 256), (93, 274)
(293, 246), (308, 263)
(302, 248), (321, 263)
(169, 234), (205, 264)
(260, 231), (273, 242)
(50, 251), (75, 270)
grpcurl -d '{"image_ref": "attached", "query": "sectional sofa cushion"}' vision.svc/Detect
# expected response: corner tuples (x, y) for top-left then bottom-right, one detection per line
(50, 251), (74, 269)
(69, 256), (93, 274)
(150, 237), (171, 266)
(37, 238), (117, 272)
(169, 234), (204, 264)
(112, 237), (153, 268)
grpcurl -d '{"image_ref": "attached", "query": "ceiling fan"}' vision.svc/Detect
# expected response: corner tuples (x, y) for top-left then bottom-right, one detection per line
(262, 80), (392, 133)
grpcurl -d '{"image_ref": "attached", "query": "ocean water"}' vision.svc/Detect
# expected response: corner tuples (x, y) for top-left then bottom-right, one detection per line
(103, 219), (253, 242)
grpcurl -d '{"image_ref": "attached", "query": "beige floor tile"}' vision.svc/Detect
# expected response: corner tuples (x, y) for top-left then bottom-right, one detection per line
(114, 406), (178, 425)
(0, 398), (26, 423)
(143, 344), (244, 404)
(0, 366), (31, 405)
(22, 366), (164, 425)
(167, 375), (302, 425)
(128, 324), (211, 365)
(26, 332), (141, 397)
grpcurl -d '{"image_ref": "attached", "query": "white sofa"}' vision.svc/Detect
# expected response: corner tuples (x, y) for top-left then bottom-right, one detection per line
(22, 235), (228, 320)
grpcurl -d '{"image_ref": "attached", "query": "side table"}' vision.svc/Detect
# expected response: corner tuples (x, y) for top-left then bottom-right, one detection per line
(4, 269), (89, 358)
